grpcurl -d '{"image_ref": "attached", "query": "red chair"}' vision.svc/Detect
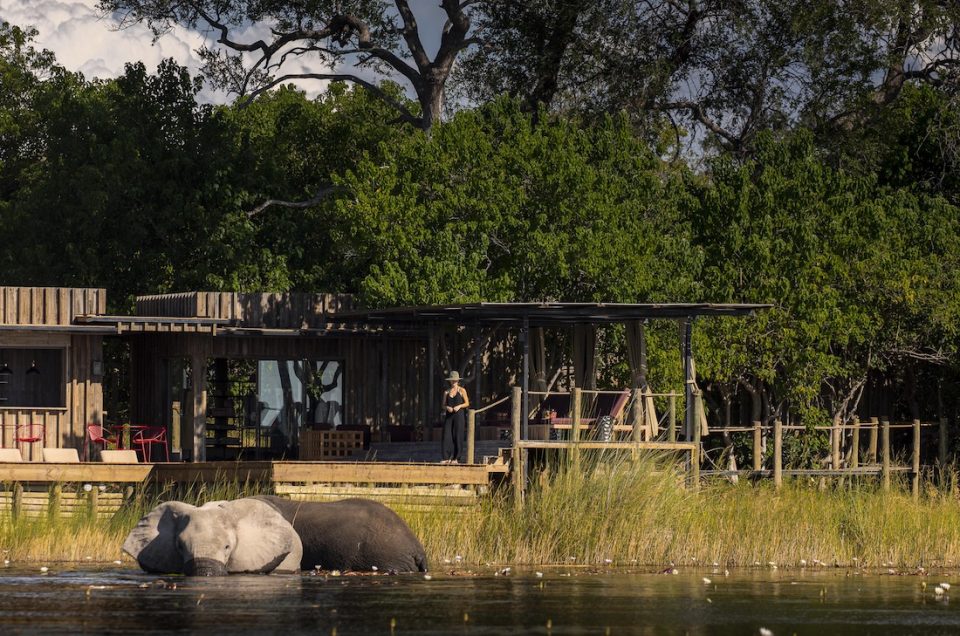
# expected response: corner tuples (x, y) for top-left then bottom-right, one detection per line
(85, 423), (119, 461)
(15, 423), (44, 458)
(132, 426), (169, 462)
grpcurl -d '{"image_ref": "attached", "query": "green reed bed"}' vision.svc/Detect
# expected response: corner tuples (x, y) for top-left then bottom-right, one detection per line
(4, 459), (960, 568)
(408, 453), (960, 569)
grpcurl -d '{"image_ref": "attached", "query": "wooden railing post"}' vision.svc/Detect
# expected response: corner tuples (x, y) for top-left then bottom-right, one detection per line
(831, 421), (842, 470)
(631, 388), (643, 443)
(511, 386), (523, 503)
(752, 421), (762, 472)
(12, 482), (23, 520)
(912, 418), (921, 499)
(868, 417), (879, 464)
(571, 388), (583, 468)
(691, 390), (701, 490)
(48, 483), (62, 520)
(466, 409), (476, 465)
(89, 484), (99, 517)
(940, 417), (949, 466)
(668, 394), (676, 443)
(851, 417), (860, 469)
(773, 419), (783, 489)
(881, 418), (891, 492)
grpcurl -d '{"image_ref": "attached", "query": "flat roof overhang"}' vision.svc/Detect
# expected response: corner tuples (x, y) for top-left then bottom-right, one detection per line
(329, 302), (772, 327)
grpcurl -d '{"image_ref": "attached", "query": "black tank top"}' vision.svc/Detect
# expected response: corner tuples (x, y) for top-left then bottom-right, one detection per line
(445, 390), (465, 408)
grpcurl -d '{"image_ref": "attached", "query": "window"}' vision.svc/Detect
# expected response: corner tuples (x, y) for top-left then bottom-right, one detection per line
(0, 348), (65, 408)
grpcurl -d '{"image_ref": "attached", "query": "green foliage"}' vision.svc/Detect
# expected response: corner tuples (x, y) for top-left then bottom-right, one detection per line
(334, 99), (698, 306)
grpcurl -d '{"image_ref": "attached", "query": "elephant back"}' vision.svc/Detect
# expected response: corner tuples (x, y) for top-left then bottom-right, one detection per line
(255, 495), (428, 573)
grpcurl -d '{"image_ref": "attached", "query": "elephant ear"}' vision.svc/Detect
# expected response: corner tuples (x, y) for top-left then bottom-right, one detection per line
(223, 498), (303, 574)
(122, 501), (195, 574)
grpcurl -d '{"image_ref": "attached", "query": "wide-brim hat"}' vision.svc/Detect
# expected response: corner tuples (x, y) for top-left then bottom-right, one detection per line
(445, 371), (461, 382)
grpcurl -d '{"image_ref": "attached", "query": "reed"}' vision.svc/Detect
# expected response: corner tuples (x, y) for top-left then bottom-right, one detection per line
(406, 452), (960, 568)
(4, 458), (960, 568)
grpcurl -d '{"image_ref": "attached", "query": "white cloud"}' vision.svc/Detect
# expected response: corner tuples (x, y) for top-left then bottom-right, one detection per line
(1, 0), (228, 101)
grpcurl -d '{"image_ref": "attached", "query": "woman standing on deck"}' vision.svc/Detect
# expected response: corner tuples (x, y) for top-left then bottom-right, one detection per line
(441, 371), (470, 464)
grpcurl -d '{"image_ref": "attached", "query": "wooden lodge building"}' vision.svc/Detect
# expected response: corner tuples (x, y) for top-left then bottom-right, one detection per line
(0, 286), (766, 464)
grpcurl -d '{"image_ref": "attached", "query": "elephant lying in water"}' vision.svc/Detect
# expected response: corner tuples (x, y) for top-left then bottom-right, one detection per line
(123, 496), (427, 575)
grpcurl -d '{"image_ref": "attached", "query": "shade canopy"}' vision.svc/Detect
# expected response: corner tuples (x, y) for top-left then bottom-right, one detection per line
(330, 302), (771, 327)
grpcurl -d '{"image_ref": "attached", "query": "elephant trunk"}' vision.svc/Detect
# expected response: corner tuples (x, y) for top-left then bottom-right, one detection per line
(183, 558), (229, 577)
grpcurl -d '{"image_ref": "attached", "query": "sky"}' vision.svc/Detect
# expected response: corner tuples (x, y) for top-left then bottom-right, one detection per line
(2, 1), (209, 84)
(1, 0), (450, 103)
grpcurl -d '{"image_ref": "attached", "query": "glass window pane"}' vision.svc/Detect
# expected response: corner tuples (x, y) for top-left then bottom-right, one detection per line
(0, 348), (65, 408)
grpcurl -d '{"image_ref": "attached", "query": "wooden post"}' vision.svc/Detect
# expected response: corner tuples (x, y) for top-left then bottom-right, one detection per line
(691, 391), (701, 490)
(466, 409), (476, 465)
(89, 485), (99, 517)
(831, 421), (841, 470)
(511, 386), (523, 503)
(773, 419), (783, 489)
(631, 388), (643, 443)
(939, 417), (949, 466)
(912, 418), (921, 499)
(881, 418), (891, 492)
(12, 482), (23, 520)
(851, 417), (860, 469)
(191, 351), (208, 463)
(571, 388), (582, 467)
(48, 483), (62, 520)
(668, 394), (676, 443)
(868, 417), (879, 464)
(752, 420), (762, 472)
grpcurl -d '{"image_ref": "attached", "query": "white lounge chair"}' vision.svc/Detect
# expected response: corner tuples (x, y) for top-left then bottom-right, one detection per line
(42, 448), (81, 463)
(99, 449), (140, 464)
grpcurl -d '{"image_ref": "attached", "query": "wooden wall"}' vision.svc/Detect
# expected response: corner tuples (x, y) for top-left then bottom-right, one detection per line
(135, 292), (354, 328)
(0, 286), (106, 325)
(0, 333), (104, 459)
(128, 325), (523, 443)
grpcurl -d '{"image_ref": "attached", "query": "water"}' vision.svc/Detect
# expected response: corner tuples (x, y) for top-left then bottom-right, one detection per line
(0, 566), (958, 634)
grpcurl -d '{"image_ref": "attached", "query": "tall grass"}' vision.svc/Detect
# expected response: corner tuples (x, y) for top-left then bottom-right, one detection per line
(4, 458), (960, 568)
(406, 452), (960, 568)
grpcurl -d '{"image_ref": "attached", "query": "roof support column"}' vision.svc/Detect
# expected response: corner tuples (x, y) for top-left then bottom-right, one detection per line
(521, 316), (530, 442)
(190, 346), (208, 463)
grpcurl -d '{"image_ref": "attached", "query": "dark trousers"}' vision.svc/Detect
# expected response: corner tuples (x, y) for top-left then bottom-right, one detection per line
(442, 412), (465, 461)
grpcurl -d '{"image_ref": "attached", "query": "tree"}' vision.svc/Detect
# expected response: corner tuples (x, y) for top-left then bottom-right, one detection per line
(98, 0), (477, 132)
(328, 98), (698, 307)
(457, 1), (960, 155)
(691, 131), (960, 426)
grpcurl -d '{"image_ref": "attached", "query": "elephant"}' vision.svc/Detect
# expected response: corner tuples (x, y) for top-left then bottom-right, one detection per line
(254, 495), (428, 573)
(122, 498), (303, 576)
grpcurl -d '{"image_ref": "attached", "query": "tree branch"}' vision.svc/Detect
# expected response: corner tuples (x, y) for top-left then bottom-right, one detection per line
(246, 185), (349, 217)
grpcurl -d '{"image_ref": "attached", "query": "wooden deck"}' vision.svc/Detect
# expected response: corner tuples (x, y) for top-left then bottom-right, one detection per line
(0, 459), (507, 518)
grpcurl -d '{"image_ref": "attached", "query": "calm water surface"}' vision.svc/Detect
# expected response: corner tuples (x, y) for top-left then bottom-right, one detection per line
(0, 565), (958, 634)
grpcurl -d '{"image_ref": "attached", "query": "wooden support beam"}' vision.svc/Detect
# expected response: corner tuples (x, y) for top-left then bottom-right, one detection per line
(466, 409), (476, 465)
(571, 388), (582, 468)
(773, 419), (783, 489)
(631, 388), (643, 443)
(851, 417), (860, 469)
(752, 420), (762, 472)
(191, 350), (207, 463)
(511, 385), (523, 504)
(668, 394), (676, 443)
(912, 418), (921, 499)
(691, 391), (701, 490)
(881, 418), (891, 492)
(831, 421), (841, 470)
(868, 417), (879, 464)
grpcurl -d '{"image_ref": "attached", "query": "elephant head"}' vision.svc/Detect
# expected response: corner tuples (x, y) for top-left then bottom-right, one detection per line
(122, 498), (303, 576)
